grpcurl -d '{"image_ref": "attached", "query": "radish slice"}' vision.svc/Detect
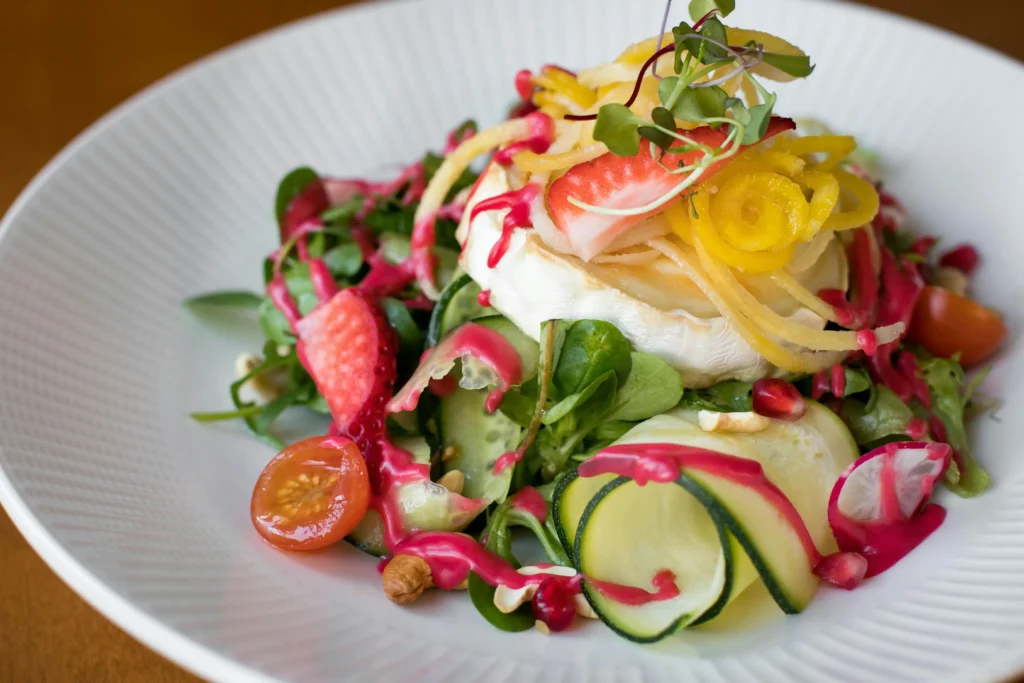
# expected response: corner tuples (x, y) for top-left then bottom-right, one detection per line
(387, 323), (523, 414)
(814, 552), (868, 590)
(827, 441), (951, 578)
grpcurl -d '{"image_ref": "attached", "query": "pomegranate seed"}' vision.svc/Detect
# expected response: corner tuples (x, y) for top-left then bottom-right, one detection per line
(938, 244), (980, 276)
(752, 378), (807, 422)
(814, 552), (868, 590)
(857, 330), (878, 355)
(905, 417), (928, 440)
(532, 577), (575, 632)
(514, 69), (535, 101)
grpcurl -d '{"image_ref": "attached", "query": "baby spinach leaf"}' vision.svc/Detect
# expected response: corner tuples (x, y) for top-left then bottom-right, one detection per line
(379, 231), (412, 264)
(681, 380), (753, 412)
(183, 290), (263, 309)
(606, 352), (684, 422)
(275, 167), (320, 223)
(839, 386), (914, 446)
(320, 196), (364, 225)
(590, 420), (636, 443)
(252, 388), (302, 434)
(543, 371), (616, 425)
(322, 242), (364, 278)
(552, 320), (632, 399)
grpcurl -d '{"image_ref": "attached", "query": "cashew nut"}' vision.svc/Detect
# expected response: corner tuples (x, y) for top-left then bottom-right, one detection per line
(436, 469), (465, 495)
(235, 353), (289, 403)
(698, 410), (771, 433)
(932, 266), (968, 297)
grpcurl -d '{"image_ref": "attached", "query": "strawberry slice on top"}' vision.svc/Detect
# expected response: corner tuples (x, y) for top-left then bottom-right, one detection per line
(295, 289), (397, 443)
(546, 116), (796, 261)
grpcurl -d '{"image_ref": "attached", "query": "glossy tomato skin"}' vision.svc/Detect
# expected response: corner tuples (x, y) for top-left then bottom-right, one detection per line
(909, 285), (1007, 367)
(251, 435), (371, 550)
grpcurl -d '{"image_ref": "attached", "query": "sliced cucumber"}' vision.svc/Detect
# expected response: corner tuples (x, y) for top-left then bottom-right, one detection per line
(435, 316), (539, 503)
(553, 401), (858, 642)
(427, 272), (495, 347)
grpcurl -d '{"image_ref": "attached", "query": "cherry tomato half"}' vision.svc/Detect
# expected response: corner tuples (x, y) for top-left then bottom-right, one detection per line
(251, 435), (371, 550)
(909, 285), (1007, 367)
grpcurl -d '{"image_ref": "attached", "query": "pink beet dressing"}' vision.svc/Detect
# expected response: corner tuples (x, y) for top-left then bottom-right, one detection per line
(587, 570), (680, 605)
(493, 112), (554, 167)
(508, 486), (548, 523)
(827, 442), (951, 578)
(387, 322), (524, 414)
(469, 184), (542, 268)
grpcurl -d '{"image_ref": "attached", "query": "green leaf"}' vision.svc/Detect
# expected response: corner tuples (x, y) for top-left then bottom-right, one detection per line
(593, 104), (644, 156)
(761, 52), (815, 78)
(590, 420), (636, 443)
(258, 297), (295, 347)
(183, 290), (263, 309)
(668, 85), (728, 123)
(379, 296), (423, 371)
(322, 242), (364, 278)
(839, 386), (915, 446)
(681, 380), (753, 412)
(379, 231), (412, 265)
(742, 97), (776, 144)
(688, 0), (735, 21)
(919, 356), (991, 496)
(252, 388), (302, 434)
(696, 17), (730, 63)
(468, 573), (535, 632)
(843, 367), (873, 397)
(552, 320), (632, 398)
(606, 352), (684, 422)
(190, 404), (265, 422)
(543, 370), (617, 425)
(275, 167), (320, 223)
(320, 197), (364, 225)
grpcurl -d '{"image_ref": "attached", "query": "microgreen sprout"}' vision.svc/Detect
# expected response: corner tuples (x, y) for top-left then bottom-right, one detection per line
(570, 0), (814, 219)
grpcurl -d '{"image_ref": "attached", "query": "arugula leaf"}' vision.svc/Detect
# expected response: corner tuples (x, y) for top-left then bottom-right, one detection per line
(275, 167), (319, 223)
(606, 352), (684, 422)
(668, 85), (728, 124)
(681, 380), (753, 412)
(761, 52), (815, 78)
(183, 290), (263, 309)
(688, 0), (735, 21)
(593, 104), (645, 156)
(552, 320), (632, 398)
(190, 405), (265, 422)
(919, 356), (991, 496)
(320, 196), (364, 225)
(322, 242), (364, 278)
(228, 350), (297, 449)
(252, 387), (302, 434)
(839, 386), (915, 447)
(379, 297), (423, 369)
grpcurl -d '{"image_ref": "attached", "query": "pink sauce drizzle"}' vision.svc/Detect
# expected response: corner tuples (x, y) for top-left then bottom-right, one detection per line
(828, 442), (950, 577)
(579, 444), (822, 565)
(358, 253), (416, 299)
(831, 364), (847, 398)
(493, 450), (522, 475)
(267, 274), (301, 332)
(905, 417), (928, 440)
(586, 570), (680, 605)
(387, 322), (523, 414)
(477, 289), (492, 307)
(469, 184), (542, 268)
(307, 258), (339, 304)
(508, 486), (548, 523)
(281, 180), (329, 242)
(493, 112), (554, 166)
(856, 330), (878, 356)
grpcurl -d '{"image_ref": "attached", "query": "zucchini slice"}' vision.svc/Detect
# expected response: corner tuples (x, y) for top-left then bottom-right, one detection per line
(427, 272), (495, 347)
(553, 402), (858, 641)
(436, 315), (539, 503)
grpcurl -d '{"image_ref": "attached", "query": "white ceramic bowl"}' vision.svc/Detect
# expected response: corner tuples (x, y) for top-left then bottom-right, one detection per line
(2, 0), (1023, 680)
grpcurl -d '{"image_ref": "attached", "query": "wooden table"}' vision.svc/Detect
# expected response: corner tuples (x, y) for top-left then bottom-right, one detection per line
(0, 1), (1021, 680)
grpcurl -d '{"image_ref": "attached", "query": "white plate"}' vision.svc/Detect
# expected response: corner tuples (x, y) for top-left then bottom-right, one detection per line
(2, 0), (1023, 680)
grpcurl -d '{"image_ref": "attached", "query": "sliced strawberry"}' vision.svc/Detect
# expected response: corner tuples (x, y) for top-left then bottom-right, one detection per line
(295, 289), (397, 442)
(547, 117), (796, 260)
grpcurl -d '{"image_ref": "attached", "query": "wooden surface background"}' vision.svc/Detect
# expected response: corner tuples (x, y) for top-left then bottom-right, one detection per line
(1, 1), (1022, 680)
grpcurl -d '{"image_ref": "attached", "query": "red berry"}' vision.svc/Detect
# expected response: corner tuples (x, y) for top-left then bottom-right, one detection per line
(814, 552), (868, 590)
(514, 69), (535, 101)
(531, 578), (575, 632)
(752, 378), (807, 422)
(938, 244), (980, 276)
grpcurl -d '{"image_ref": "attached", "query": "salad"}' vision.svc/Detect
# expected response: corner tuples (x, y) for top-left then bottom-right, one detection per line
(187, 0), (1006, 640)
